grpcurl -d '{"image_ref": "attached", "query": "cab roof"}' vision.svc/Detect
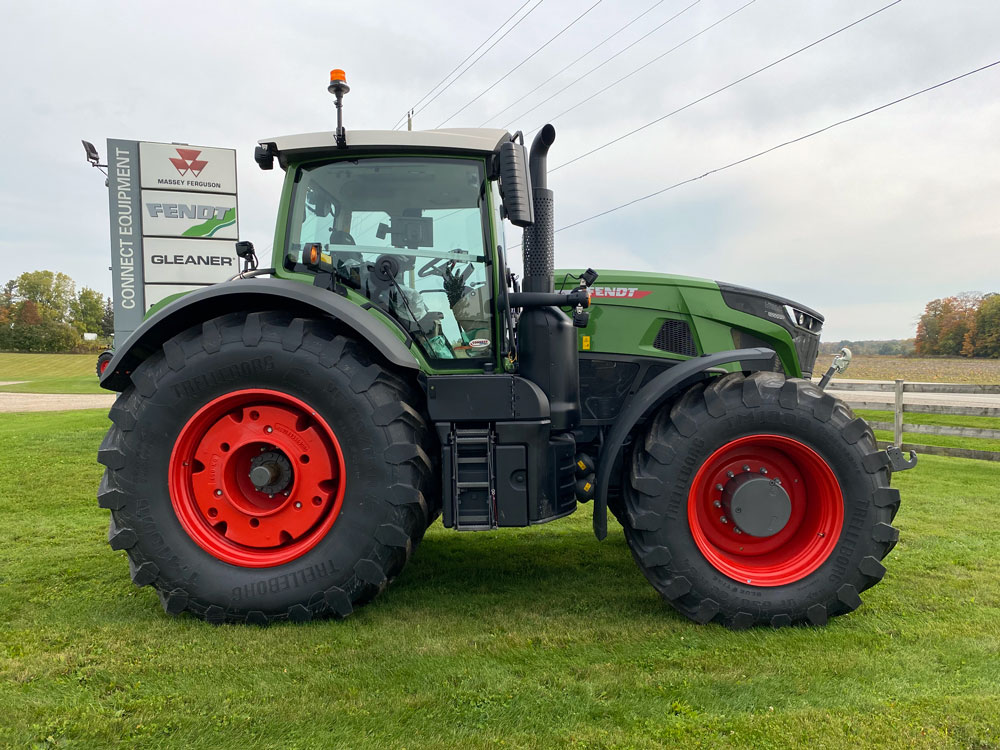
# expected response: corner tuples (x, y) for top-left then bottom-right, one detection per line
(259, 128), (510, 167)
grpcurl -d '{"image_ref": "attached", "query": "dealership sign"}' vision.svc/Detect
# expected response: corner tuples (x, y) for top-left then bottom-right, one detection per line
(106, 140), (239, 342)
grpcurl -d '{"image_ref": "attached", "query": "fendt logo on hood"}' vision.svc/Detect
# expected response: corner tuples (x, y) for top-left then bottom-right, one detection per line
(590, 287), (652, 299)
(169, 148), (208, 177)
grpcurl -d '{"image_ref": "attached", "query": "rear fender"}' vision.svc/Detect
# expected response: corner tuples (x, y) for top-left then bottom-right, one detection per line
(99, 279), (419, 391)
(593, 347), (776, 539)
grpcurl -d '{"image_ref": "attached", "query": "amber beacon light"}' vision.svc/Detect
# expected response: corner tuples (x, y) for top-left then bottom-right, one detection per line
(328, 69), (350, 147)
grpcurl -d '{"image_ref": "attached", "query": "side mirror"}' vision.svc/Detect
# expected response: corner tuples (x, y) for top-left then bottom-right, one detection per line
(254, 144), (275, 171)
(497, 138), (534, 228)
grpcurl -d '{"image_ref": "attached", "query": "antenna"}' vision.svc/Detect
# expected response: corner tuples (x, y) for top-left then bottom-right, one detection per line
(328, 69), (350, 148)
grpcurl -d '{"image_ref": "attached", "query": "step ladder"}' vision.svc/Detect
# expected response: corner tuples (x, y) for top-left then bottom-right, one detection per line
(451, 426), (497, 530)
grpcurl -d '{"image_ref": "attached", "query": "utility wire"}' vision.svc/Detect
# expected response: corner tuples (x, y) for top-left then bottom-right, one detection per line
(551, 0), (903, 172)
(524, 0), (754, 133)
(391, 0), (533, 130)
(509, 0), (709, 131)
(552, 58), (1000, 235)
(477, 0), (670, 128)
(407, 0), (547, 127)
(437, 0), (606, 128)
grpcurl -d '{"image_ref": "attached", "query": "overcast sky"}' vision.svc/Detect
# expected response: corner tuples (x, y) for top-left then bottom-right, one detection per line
(2, 0), (998, 340)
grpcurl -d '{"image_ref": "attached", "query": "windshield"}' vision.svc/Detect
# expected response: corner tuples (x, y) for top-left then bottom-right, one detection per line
(286, 157), (493, 362)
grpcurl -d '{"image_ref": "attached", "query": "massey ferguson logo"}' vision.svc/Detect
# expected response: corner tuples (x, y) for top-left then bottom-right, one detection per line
(590, 287), (652, 299)
(169, 148), (208, 177)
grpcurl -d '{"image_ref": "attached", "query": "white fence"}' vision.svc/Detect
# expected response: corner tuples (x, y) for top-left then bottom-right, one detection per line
(826, 379), (1000, 462)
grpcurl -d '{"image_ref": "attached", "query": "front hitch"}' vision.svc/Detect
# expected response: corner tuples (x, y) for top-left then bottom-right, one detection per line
(818, 347), (852, 390)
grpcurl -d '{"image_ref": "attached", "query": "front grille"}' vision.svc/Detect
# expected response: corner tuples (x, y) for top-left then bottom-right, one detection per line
(653, 319), (697, 357)
(793, 330), (821, 377)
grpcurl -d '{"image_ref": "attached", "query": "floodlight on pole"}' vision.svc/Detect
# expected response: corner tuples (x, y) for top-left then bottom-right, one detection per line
(82, 139), (109, 181)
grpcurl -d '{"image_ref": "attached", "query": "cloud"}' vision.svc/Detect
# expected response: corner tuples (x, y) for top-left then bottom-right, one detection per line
(1, 0), (998, 343)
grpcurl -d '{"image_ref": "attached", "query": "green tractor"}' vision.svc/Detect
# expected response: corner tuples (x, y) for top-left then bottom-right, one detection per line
(97, 72), (913, 628)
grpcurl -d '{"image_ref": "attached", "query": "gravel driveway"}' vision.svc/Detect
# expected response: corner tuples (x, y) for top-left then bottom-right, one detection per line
(0, 391), (116, 413)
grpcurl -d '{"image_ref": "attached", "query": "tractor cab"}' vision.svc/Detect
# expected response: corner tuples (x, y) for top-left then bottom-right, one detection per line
(279, 153), (500, 363)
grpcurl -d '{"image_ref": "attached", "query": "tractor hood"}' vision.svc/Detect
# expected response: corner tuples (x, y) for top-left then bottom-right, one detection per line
(555, 268), (824, 377)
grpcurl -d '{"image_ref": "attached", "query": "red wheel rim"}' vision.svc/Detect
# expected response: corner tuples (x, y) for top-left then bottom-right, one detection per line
(687, 434), (843, 586)
(168, 389), (346, 567)
(99, 358), (110, 374)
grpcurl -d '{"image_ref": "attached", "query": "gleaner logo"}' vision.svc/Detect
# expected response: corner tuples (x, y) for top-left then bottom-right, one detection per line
(170, 148), (208, 177)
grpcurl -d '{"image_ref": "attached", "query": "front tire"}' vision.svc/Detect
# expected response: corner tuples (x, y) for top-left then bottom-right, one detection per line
(97, 312), (433, 624)
(621, 371), (900, 628)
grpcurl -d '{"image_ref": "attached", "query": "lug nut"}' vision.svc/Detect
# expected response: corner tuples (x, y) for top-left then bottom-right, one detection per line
(214, 489), (222, 496)
(716, 483), (724, 492)
(726, 471), (735, 478)
(742, 465), (750, 472)
(759, 467), (768, 475)
(713, 500), (722, 508)
(734, 528), (743, 535)
(720, 516), (728, 524)
(294, 501), (302, 509)
(265, 426), (273, 434)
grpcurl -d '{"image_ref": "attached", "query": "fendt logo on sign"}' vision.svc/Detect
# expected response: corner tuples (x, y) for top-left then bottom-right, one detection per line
(170, 148), (208, 177)
(590, 287), (652, 299)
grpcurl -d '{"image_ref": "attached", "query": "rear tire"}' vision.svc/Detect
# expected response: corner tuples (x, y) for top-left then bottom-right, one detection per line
(97, 312), (433, 624)
(96, 350), (113, 378)
(621, 371), (899, 628)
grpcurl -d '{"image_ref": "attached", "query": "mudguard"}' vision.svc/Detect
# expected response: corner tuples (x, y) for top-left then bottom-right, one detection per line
(593, 347), (776, 539)
(99, 278), (419, 392)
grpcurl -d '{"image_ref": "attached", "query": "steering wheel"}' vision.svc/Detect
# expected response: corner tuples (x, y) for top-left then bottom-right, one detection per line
(418, 257), (452, 278)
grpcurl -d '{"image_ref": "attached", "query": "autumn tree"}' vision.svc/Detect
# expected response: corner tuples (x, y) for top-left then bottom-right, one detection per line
(0, 270), (104, 352)
(970, 294), (1000, 358)
(915, 294), (983, 356)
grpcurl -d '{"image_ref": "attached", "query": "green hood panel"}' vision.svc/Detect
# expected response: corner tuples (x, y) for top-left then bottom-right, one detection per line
(555, 268), (804, 377)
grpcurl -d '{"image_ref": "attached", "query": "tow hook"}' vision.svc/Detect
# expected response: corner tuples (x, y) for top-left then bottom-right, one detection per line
(886, 445), (918, 472)
(818, 347), (852, 390)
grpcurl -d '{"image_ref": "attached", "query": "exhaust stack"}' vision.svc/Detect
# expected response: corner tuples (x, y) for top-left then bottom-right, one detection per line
(515, 124), (579, 431)
(521, 124), (556, 293)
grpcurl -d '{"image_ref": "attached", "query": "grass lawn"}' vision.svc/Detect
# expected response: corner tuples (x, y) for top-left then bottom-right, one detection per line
(1, 411), (998, 749)
(0, 353), (105, 394)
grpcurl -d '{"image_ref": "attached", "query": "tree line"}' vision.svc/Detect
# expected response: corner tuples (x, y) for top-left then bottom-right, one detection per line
(0, 271), (112, 353)
(820, 339), (915, 357)
(915, 293), (1000, 357)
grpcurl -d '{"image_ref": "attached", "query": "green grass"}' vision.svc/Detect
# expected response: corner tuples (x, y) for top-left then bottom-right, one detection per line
(2, 411), (999, 749)
(0, 352), (105, 394)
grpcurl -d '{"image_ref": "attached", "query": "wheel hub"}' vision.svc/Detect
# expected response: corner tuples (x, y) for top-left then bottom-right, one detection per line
(168, 389), (346, 568)
(687, 434), (844, 587)
(249, 450), (293, 494)
(722, 472), (791, 537)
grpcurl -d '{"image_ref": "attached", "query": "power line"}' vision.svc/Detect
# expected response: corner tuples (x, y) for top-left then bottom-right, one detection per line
(407, 0), (547, 127)
(551, 0), (903, 172)
(391, 0), (533, 130)
(508, 0), (710, 131)
(437, 0), (606, 128)
(477, 0), (670, 128)
(553, 58), (1000, 235)
(523, 0), (754, 133)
